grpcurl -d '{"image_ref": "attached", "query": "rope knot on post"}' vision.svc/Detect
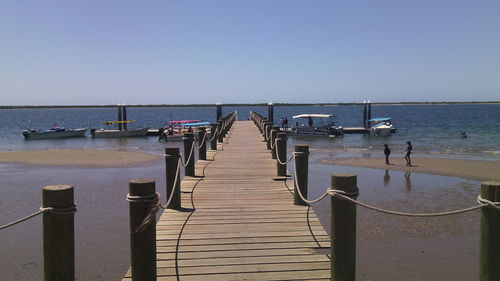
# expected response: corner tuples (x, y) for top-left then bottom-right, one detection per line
(40, 204), (78, 214)
(477, 195), (500, 210)
(328, 188), (359, 199)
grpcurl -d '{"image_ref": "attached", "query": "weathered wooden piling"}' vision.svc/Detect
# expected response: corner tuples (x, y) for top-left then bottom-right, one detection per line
(331, 174), (358, 281)
(276, 132), (287, 177)
(210, 123), (217, 150)
(271, 125), (280, 159)
(216, 102), (222, 121)
(265, 122), (273, 149)
(165, 148), (181, 209)
(43, 185), (75, 281)
(480, 181), (500, 281)
(217, 121), (224, 143)
(128, 179), (157, 281)
(183, 133), (195, 177)
(294, 145), (309, 206)
(268, 102), (274, 123)
(198, 127), (207, 160)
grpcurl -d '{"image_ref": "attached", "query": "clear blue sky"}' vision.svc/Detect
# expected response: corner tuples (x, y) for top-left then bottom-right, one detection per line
(1, 0), (498, 105)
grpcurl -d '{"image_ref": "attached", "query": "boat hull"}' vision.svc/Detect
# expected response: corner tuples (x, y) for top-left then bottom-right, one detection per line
(23, 128), (88, 140)
(91, 127), (150, 138)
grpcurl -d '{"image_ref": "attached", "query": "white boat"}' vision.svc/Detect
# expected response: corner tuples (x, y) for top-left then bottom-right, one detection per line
(90, 127), (150, 138)
(288, 114), (343, 137)
(22, 127), (88, 140)
(369, 118), (394, 136)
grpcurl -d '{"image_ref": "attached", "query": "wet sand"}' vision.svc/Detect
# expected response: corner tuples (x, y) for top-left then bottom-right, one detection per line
(0, 149), (161, 167)
(323, 157), (500, 181)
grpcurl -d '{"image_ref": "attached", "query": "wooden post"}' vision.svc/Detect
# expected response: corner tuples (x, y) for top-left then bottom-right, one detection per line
(210, 123), (217, 151)
(165, 148), (181, 210)
(268, 102), (274, 124)
(183, 133), (195, 177)
(217, 121), (224, 143)
(265, 122), (272, 149)
(43, 185), (75, 281)
(276, 132), (287, 177)
(128, 179), (157, 281)
(480, 181), (500, 281)
(117, 105), (123, 131)
(198, 127), (207, 160)
(123, 105), (128, 131)
(216, 102), (222, 121)
(294, 145), (309, 205)
(271, 125), (280, 159)
(331, 174), (358, 281)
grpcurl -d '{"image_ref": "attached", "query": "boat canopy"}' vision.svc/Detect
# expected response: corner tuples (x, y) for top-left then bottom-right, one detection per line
(368, 117), (391, 122)
(169, 120), (201, 124)
(182, 121), (210, 127)
(292, 114), (333, 119)
(104, 120), (135, 125)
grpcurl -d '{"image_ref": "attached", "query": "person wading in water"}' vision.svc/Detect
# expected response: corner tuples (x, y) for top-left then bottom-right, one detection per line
(405, 141), (413, 166)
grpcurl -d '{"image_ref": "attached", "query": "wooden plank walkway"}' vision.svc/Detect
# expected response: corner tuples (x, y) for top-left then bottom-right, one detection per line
(124, 121), (331, 281)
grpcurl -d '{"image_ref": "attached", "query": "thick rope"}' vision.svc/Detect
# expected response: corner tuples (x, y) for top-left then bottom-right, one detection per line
(197, 132), (207, 149)
(0, 205), (77, 231)
(179, 141), (196, 167)
(275, 142), (295, 165)
(329, 189), (490, 217)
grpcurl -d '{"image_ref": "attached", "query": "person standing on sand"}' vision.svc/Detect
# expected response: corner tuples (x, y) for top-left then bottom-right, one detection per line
(384, 144), (391, 164)
(405, 141), (412, 166)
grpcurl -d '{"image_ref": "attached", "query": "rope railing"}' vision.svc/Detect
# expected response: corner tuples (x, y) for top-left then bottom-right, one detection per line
(0, 205), (77, 231)
(179, 140), (196, 167)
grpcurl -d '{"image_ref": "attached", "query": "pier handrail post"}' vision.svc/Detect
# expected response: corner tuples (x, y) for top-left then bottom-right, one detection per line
(128, 179), (157, 281)
(165, 148), (181, 209)
(210, 123), (217, 150)
(265, 122), (273, 149)
(276, 132), (287, 177)
(183, 132), (195, 177)
(198, 127), (207, 160)
(43, 185), (75, 281)
(480, 181), (500, 281)
(271, 125), (280, 159)
(331, 174), (358, 281)
(294, 145), (309, 205)
(217, 121), (224, 143)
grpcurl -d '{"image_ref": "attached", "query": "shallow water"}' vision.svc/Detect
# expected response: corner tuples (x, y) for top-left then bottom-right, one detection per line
(1, 104), (496, 280)
(308, 163), (480, 280)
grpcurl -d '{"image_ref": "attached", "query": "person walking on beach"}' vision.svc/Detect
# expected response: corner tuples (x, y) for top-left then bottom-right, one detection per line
(405, 141), (412, 166)
(384, 144), (391, 165)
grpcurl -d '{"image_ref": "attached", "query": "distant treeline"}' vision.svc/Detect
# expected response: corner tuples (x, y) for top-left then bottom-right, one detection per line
(1, 101), (498, 109)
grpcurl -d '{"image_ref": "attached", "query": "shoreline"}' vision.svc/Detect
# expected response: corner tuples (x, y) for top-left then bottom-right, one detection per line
(322, 157), (500, 182)
(1, 101), (499, 109)
(0, 149), (161, 167)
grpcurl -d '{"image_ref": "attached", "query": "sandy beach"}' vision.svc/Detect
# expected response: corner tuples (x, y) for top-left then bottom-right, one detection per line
(323, 157), (500, 182)
(0, 149), (161, 167)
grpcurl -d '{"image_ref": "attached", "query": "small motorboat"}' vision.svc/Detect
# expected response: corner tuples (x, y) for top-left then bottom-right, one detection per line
(22, 126), (88, 140)
(369, 118), (395, 136)
(288, 114), (343, 137)
(91, 120), (149, 138)
(158, 120), (209, 141)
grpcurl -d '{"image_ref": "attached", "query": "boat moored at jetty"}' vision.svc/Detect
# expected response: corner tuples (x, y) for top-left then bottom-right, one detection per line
(22, 127), (88, 140)
(368, 117), (396, 136)
(288, 114), (344, 137)
(157, 120), (209, 141)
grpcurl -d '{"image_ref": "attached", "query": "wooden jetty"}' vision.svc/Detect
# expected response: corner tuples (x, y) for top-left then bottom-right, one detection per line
(123, 120), (331, 280)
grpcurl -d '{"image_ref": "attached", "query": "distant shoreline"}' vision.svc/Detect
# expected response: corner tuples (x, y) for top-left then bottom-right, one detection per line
(1, 101), (499, 109)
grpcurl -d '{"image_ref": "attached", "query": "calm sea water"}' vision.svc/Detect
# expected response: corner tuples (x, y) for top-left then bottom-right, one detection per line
(0, 104), (498, 280)
(0, 104), (499, 160)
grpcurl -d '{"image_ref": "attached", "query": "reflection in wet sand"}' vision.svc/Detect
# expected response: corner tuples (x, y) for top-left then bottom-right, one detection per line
(383, 169), (390, 186)
(405, 171), (412, 190)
